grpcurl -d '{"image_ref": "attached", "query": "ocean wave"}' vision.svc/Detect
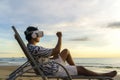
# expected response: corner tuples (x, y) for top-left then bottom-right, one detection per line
(0, 58), (27, 66)
(0, 58), (120, 69)
(0, 61), (9, 64)
(80, 65), (120, 69)
(75, 62), (120, 69)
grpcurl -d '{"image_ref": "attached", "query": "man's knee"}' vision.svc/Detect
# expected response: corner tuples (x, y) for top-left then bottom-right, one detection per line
(63, 48), (69, 53)
(60, 49), (69, 55)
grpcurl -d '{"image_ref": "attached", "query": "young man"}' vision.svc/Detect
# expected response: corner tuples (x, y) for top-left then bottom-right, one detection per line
(24, 26), (117, 77)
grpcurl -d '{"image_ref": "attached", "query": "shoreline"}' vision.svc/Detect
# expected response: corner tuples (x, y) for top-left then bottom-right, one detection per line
(0, 66), (120, 80)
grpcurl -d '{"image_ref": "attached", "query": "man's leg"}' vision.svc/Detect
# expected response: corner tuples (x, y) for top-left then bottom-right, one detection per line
(77, 66), (117, 77)
(59, 49), (75, 65)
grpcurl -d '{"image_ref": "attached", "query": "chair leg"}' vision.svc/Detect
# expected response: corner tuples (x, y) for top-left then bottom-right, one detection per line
(62, 78), (70, 80)
(7, 61), (29, 80)
(98, 78), (112, 80)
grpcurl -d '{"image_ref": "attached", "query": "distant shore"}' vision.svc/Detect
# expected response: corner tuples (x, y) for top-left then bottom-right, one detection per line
(0, 66), (119, 80)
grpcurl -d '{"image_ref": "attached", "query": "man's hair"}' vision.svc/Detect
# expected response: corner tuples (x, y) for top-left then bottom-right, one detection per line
(24, 26), (38, 41)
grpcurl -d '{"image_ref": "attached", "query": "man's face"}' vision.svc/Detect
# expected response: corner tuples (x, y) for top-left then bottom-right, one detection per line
(33, 37), (40, 42)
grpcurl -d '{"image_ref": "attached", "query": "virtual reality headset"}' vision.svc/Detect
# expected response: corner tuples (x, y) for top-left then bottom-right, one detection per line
(32, 30), (44, 38)
(26, 30), (44, 38)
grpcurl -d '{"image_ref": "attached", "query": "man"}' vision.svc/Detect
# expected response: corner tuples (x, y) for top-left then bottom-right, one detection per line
(24, 26), (117, 77)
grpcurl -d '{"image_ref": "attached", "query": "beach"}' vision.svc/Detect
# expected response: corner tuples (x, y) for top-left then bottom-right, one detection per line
(0, 66), (119, 80)
(0, 58), (120, 80)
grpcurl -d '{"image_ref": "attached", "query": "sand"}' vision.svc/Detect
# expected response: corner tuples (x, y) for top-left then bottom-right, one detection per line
(0, 66), (119, 80)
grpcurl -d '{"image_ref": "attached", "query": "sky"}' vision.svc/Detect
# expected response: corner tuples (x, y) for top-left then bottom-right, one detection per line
(1, 0), (120, 58)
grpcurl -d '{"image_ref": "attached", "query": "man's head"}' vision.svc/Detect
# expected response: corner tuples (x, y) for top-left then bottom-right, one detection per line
(24, 26), (44, 42)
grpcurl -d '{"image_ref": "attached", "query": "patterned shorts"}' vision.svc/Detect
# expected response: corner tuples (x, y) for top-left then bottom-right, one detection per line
(53, 55), (78, 76)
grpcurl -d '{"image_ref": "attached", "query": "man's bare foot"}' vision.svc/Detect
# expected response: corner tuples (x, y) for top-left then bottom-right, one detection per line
(102, 71), (117, 77)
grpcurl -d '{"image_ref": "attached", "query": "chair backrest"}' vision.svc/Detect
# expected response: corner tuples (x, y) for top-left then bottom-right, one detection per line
(12, 26), (48, 80)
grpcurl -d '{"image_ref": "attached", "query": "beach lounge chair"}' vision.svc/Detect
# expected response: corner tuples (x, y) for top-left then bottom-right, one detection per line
(7, 26), (113, 80)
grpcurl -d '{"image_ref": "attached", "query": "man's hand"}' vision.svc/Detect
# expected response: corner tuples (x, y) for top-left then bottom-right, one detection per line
(56, 32), (62, 38)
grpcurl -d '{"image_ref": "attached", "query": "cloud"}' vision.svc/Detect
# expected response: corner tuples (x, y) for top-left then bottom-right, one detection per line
(0, 0), (119, 26)
(107, 22), (120, 29)
(68, 37), (90, 41)
(0, 0), (114, 25)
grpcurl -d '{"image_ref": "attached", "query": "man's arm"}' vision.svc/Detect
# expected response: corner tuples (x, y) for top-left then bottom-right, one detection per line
(51, 32), (62, 56)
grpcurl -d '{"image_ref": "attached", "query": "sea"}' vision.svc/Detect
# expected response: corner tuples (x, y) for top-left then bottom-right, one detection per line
(0, 58), (120, 74)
